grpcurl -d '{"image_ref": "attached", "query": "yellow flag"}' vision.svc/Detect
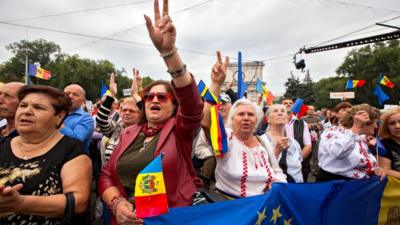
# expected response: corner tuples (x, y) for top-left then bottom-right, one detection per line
(378, 176), (400, 224)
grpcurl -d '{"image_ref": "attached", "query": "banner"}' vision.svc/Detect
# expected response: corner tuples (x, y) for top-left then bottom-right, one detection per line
(145, 177), (399, 225)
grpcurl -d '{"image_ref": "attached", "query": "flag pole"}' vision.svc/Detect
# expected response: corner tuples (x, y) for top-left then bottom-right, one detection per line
(24, 49), (28, 84)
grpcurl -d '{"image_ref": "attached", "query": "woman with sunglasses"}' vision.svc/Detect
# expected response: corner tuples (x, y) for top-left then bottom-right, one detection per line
(317, 104), (384, 182)
(98, 0), (203, 224)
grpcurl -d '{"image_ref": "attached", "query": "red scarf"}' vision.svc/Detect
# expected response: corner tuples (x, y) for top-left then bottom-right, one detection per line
(141, 123), (163, 137)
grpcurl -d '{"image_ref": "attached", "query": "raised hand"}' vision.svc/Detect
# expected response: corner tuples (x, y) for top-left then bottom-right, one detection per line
(211, 51), (229, 87)
(109, 72), (117, 97)
(131, 68), (143, 97)
(144, 0), (176, 53)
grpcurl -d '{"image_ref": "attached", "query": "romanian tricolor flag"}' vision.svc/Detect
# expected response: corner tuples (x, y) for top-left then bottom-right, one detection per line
(345, 80), (366, 90)
(100, 83), (111, 98)
(379, 74), (394, 89)
(28, 64), (51, 80)
(210, 104), (228, 157)
(197, 80), (220, 104)
(135, 154), (168, 218)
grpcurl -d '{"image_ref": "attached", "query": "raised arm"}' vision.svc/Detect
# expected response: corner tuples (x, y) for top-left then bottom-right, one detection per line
(144, 0), (191, 87)
(96, 73), (118, 137)
(201, 51), (229, 130)
(131, 68), (143, 102)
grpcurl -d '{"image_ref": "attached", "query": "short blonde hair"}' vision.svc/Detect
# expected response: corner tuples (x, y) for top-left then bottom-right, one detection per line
(379, 107), (400, 139)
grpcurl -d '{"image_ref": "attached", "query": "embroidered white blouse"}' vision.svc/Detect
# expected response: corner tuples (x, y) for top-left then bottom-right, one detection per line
(260, 134), (303, 183)
(215, 129), (287, 198)
(318, 126), (377, 179)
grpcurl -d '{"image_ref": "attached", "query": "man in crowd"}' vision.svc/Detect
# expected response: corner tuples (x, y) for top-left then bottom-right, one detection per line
(282, 97), (312, 182)
(61, 84), (94, 152)
(303, 105), (323, 177)
(0, 82), (24, 141)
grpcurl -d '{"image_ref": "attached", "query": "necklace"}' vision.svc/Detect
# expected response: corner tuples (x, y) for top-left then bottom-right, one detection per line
(16, 133), (57, 160)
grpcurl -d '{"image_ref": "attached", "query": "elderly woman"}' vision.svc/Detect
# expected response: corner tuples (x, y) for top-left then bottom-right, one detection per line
(96, 72), (142, 165)
(260, 104), (303, 183)
(317, 104), (383, 181)
(98, 0), (203, 224)
(0, 85), (92, 224)
(202, 52), (286, 199)
(377, 107), (400, 179)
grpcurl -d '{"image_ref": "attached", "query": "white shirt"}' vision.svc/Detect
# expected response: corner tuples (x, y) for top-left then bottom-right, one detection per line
(260, 134), (303, 183)
(285, 115), (312, 146)
(318, 126), (377, 179)
(193, 128), (214, 159)
(215, 129), (287, 198)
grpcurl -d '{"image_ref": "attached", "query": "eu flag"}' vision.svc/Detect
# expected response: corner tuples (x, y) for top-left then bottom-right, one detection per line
(145, 177), (387, 225)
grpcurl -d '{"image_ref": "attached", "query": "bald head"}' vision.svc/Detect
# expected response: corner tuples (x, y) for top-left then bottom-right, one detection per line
(64, 84), (86, 112)
(0, 82), (25, 119)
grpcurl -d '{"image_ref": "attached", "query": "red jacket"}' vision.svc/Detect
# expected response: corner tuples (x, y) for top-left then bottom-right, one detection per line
(98, 80), (203, 213)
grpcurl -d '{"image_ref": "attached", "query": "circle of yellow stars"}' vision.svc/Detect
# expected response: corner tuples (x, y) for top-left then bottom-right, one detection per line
(255, 205), (293, 225)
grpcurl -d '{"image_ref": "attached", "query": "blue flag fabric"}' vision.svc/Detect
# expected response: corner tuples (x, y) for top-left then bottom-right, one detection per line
(376, 138), (387, 157)
(345, 80), (353, 90)
(237, 51), (247, 99)
(291, 98), (304, 113)
(374, 85), (390, 106)
(256, 79), (263, 93)
(100, 83), (110, 98)
(145, 177), (386, 225)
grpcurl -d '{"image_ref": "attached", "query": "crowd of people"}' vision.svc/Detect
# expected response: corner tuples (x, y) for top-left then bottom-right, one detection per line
(0, 0), (398, 224)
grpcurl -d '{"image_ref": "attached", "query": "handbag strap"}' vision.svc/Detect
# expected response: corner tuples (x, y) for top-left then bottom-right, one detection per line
(62, 192), (75, 225)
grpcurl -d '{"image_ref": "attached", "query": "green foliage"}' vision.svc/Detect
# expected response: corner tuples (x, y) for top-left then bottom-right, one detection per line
(283, 70), (315, 104)
(335, 39), (400, 107)
(313, 77), (347, 109)
(0, 39), (139, 102)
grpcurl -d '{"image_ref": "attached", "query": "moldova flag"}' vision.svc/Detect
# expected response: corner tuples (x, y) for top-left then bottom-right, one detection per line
(28, 64), (51, 80)
(379, 74), (394, 89)
(135, 154), (168, 218)
(345, 80), (366, 89)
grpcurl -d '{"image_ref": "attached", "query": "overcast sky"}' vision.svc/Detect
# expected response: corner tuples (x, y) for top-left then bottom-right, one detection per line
(0, 0), (399, 95)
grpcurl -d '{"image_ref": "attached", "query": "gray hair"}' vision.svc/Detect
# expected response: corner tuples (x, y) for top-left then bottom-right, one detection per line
(227, 99), (264, 131)
(265, 104), (287, 120)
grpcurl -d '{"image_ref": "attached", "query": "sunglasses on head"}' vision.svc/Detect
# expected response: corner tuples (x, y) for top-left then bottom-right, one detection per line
(143, 92), (174, 103)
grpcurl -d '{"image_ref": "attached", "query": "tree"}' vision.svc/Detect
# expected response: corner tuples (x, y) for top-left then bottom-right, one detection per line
(0, 39), (61, 82)
(313, 77), (347, 109)
(335, 39), (400, 107)
(302, 69), (315, 105)
(284, 73), (303, 100)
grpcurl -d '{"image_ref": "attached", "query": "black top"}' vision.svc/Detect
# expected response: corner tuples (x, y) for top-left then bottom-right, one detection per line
(0, 135), (86, 225)
(380, 138), (400, 171)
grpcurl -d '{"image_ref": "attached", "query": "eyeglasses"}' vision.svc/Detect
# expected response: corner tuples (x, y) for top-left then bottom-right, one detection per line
(143, 92), (174, 103)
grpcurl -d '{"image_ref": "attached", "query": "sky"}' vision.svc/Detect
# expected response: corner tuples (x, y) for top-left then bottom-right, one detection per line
(0, 0), (399, 96)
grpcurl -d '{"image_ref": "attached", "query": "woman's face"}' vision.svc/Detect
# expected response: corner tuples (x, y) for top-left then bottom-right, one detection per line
(15, 93), (64, 135)
(144, 84), (175, 127)
(364, 119), (378, 136)
(268, 105), (287, 125)
(120, 101), (140, 127)
(388, 112), (400, 140)
(231, 104), (257, 137)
